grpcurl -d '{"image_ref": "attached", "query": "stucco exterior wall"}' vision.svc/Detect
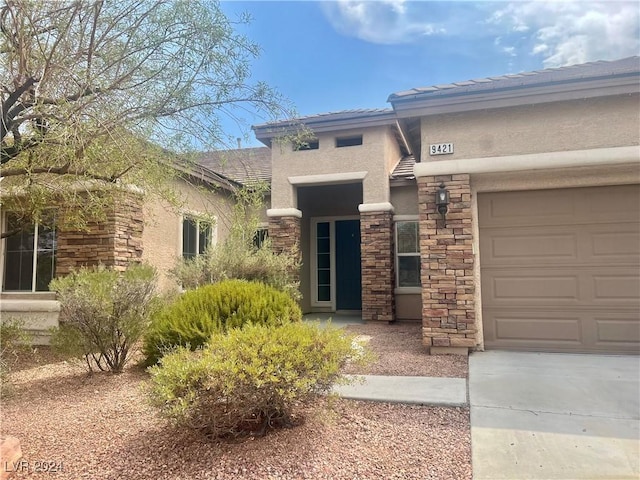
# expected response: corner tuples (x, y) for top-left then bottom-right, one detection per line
(390, 185), (419, 215)
(396, 294), (421, 320)
(271, 125), (400, 209)
(420, 95), (640, 162)
(142, 179), (236, 292)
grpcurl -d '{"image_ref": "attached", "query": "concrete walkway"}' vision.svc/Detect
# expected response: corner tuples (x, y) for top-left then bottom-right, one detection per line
(470, 351), (640, 480)
(333, 375), (467, 406)
(304, 314), (468, 407)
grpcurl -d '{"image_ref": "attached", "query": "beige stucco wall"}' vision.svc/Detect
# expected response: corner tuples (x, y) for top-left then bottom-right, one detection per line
(142, 179), (236, 292)
(390, 184), (419, 215)
(396, 294), (421, 320)
(420, 94), (640, 162)
(271, 126), (402, 209)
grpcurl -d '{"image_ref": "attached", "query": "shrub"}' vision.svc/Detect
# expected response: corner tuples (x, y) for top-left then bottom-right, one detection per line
(143, 279), (302, 365)
(0, 319), (31, 392)
(50, 264), (158, 373)
(147, 322), (364, 438)
(172, 238), (301, 300)
(171, 184), (301, 300)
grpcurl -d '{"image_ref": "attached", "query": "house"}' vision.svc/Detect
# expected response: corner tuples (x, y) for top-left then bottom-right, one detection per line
(253, 56), (640, 355)
(1, 56), (638, 354)
(0, 162), (241, 342)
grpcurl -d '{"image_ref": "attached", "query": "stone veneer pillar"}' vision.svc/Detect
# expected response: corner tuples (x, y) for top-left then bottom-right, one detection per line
(359, 202), (395, 322)
(267, 208), (302, 283)
(417, 174), (477, 354)
(56, 193), (144, 276)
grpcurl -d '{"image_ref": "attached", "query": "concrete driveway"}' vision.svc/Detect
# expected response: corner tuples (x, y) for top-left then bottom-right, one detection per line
(469, 351), (640, 480)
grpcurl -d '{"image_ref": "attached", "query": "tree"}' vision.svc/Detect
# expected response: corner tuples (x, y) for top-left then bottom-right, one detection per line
(0, 0), (290, 235)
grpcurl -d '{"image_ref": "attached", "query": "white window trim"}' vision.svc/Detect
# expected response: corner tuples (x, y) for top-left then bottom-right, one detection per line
(310, 217), (335, 310)
(395, 218), (421, 291)
(179, 212), (218, 258)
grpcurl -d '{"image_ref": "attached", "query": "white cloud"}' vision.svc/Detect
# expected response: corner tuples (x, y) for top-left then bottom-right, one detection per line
(320, 0), (446, 45)
(322, 1), (638, 68)
(489, 1), (640, 67)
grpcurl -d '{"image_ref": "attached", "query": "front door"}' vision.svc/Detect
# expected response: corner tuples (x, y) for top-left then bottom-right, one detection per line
(312, 218), (362, 311)
(335, 220), (362, 310)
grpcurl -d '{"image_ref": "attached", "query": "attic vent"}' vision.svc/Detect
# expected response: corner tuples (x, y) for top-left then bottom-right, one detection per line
(336, 135), (363, 148)
(294, 140), (319, 151)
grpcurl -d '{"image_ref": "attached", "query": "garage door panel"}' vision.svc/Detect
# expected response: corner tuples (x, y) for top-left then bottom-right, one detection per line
(593, 274), (640, 301)
(596, 316), (640, 344)
(484, 232), (578, 264)
(484, 309), (640, 353)
(582, 185), (640, 223)
(485, 267), (640, 307)
(487, 274), (579, 303)
(479, 192), (577, 227)
(587, 227), (640, 262)
(492, 314), (582, 342)
(479, 185), (640, 354)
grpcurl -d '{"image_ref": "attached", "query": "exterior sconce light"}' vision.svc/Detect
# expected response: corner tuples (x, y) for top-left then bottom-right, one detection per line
(436, 183), (450, 225)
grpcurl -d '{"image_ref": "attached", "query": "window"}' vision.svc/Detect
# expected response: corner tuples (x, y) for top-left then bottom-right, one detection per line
(253, 227), (269, 249)
(395, 221), (420, 288)
(182, 216), (213, 259)
(293, 139), (319, 151)
(336, 135), (363, 148)
(316, 221), (331, 302)
(2, 213), (57, 292)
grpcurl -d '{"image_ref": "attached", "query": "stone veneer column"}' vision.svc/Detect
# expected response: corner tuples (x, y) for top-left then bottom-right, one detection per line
(359, 202), (395, 323)
(418, 174), (477, 354)
(56, 193), (144, 276)
(267, 208), (302, 283)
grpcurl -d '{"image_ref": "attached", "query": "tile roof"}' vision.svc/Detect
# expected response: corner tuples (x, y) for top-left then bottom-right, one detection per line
(253, 108), (394, 129)
(389, 56), (640, 102)
(197, 147), (271, 185)
(390, 155), (416, 180)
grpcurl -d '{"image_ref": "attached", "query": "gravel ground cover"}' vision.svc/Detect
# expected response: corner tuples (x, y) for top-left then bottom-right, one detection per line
(1, 360), (471, 480)
(344, 322), (468, 378)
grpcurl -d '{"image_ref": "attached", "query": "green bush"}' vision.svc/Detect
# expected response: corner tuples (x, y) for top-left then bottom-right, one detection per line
(143, 279), (302, 365)
(50, 264), (158, 373)
(147, 322), (364, 438)
(171, 184), (301, 300)
(0, 319), (31, 393)
(172, 238), (301, 300)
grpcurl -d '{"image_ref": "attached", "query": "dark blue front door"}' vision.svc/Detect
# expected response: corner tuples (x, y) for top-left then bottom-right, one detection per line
(335, 220), (362, 310)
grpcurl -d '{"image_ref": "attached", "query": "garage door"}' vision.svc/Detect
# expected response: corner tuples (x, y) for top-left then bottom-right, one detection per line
(479, 185), (640, 354)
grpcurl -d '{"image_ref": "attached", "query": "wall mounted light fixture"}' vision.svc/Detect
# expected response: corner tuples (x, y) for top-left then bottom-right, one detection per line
(435, 183), (450, 226)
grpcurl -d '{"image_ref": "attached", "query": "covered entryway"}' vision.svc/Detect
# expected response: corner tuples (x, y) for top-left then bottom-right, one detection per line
(298, 183), (364, 313)
(479, 184), (640, 354)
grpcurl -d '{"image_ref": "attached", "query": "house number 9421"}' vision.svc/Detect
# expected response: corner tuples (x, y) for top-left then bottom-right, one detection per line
(429, 143), (454, 155)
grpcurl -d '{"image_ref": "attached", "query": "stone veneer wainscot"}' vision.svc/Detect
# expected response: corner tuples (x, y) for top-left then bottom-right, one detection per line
(418, 174), (477, 353)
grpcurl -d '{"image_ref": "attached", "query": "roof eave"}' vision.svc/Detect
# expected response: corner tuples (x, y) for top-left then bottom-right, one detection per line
(391, 74), (640, 118)
(252, 111), (398, 142)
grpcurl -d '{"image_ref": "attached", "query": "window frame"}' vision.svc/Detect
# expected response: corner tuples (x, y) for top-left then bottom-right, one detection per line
(394, 217), (421, 293)
(1, 212), (58, 293)
(293, 139), (319, 151)
(253, 224), (269, 249)
(180, 213), (216, 260)
(335, 135), (363, 148)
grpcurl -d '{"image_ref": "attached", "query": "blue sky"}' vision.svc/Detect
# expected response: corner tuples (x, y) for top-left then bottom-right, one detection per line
(219, 1), (639, 147)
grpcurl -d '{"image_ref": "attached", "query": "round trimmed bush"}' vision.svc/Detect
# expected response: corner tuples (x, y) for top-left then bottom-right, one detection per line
(147, 322), (360, 438)
(143, 280), (301, 365)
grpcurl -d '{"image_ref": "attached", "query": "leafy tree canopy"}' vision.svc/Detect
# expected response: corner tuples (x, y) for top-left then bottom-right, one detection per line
(0, 0), (290, 234)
